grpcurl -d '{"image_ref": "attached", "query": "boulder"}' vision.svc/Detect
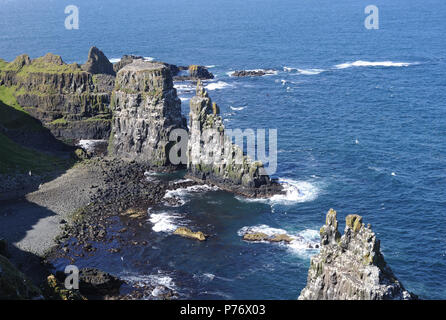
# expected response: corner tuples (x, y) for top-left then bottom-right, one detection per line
(243, 232), (269, 242)
(174, 227), (207, 241)
(188, 65), (214, 79)
(78, 268), (124, 297)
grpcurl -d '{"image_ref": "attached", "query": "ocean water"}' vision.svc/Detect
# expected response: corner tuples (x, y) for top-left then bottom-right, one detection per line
(1, 0), (445, 299)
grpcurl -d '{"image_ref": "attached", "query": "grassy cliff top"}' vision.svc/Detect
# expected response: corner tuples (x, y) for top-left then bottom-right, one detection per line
(0, 53), (84, 75)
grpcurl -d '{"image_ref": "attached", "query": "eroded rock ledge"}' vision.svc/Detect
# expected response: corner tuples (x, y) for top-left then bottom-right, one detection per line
(298, 209), (417, 300)
(186, 81), (283, 198)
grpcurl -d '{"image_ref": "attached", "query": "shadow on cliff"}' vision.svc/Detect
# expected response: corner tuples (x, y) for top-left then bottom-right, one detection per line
(0, 99), (78, 200)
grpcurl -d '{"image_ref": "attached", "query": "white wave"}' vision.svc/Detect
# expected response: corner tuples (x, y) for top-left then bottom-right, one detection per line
(236, 178), (319, 205)
(149, 212), (183, 233)
(180, 97), (190, 102)
(122, 272), (176, 297)
(288, 229), (320, 258)
(270, 179), (319, 203)
(206, 65), (216, 68)
(205, 81), (233, 91)
(173, 178), (193, 184)
(238, 225), (320, 257)
(237, 224), (287, 237)
(77, 139), (106, 152)
(163, 184), (220, 207)
(283, 66), (297, 72)
(335, 60), (415, 69)
(230, 106), (245, 111)
(297, 68), (325, 75)
(109, 58), (121, 64)
(143, 56), (155, 62)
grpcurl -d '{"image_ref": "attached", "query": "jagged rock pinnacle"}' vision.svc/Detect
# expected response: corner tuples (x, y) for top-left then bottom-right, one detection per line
(299, 209), (417, 300)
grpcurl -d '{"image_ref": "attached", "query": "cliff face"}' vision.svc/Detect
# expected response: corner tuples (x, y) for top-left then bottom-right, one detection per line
(298, 209), (416, 300)
(0, 48), (113, 141)
(186, 81), (283, 197)
(109, 60), (186, 165)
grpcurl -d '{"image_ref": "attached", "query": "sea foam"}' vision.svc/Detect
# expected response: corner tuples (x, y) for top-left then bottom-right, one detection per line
(335, 60), (415, 69)
(205, 81), (233, 90)
(238, 224), (320, 258)
(237, 178), (319, 204)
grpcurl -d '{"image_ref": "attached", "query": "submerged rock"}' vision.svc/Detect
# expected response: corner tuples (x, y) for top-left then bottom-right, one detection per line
(298, 209), (417, 300)
(242, 232), (293, 243)
(174, 227), (207, 241)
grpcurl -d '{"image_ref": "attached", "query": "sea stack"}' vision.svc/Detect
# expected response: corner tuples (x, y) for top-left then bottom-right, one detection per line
(186, 81), (283, 198)
(298, 209), (416, 300)
(109, 59), (187, 165)
(81, 46), (115, 76)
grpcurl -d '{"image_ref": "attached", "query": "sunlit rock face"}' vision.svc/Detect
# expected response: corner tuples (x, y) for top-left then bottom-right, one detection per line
(299, 209), (417, 300)
(110, 60), (186, 166)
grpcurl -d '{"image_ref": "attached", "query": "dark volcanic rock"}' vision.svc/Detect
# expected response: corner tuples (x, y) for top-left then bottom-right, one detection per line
(298, 209), (417, 300)
(188, 65), (214, 79)
(110, 60), (187, 166)
(82, 46), (115, 76)
(78, 268), (124, 297)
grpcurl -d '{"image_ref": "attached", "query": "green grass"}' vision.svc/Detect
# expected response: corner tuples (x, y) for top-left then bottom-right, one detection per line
(0, 132), (72, 174)
(0, 86), (43, 131)
(49, 118), (68, 125)
(0, 85), (74, 174)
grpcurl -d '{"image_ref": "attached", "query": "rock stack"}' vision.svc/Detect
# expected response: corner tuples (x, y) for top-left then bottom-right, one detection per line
(109, 59), (187, 166)
(298, 209), (416, 300)
(186, 81), (283, 198)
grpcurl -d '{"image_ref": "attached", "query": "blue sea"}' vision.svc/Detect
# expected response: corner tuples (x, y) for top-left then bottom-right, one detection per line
(1, 0), (445, 299)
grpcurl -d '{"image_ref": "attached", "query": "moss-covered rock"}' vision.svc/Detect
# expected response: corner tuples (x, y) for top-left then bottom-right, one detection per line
(174, 227), (207, 241)
(43, 275), (86, 300)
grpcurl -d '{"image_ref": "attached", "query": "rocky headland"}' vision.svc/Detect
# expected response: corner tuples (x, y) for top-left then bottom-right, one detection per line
(298, 209), (417, 300)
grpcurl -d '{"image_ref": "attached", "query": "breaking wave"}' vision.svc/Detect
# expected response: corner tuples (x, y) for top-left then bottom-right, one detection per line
(163, 184), (220, 207)
(237, 178), (319, 204)
(238, 224), (320, 258)
(148, 211), (185, 233)
(205, 81), (233, 90)
(335, 60), (416, 69)
(230, 106), (245, 111)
